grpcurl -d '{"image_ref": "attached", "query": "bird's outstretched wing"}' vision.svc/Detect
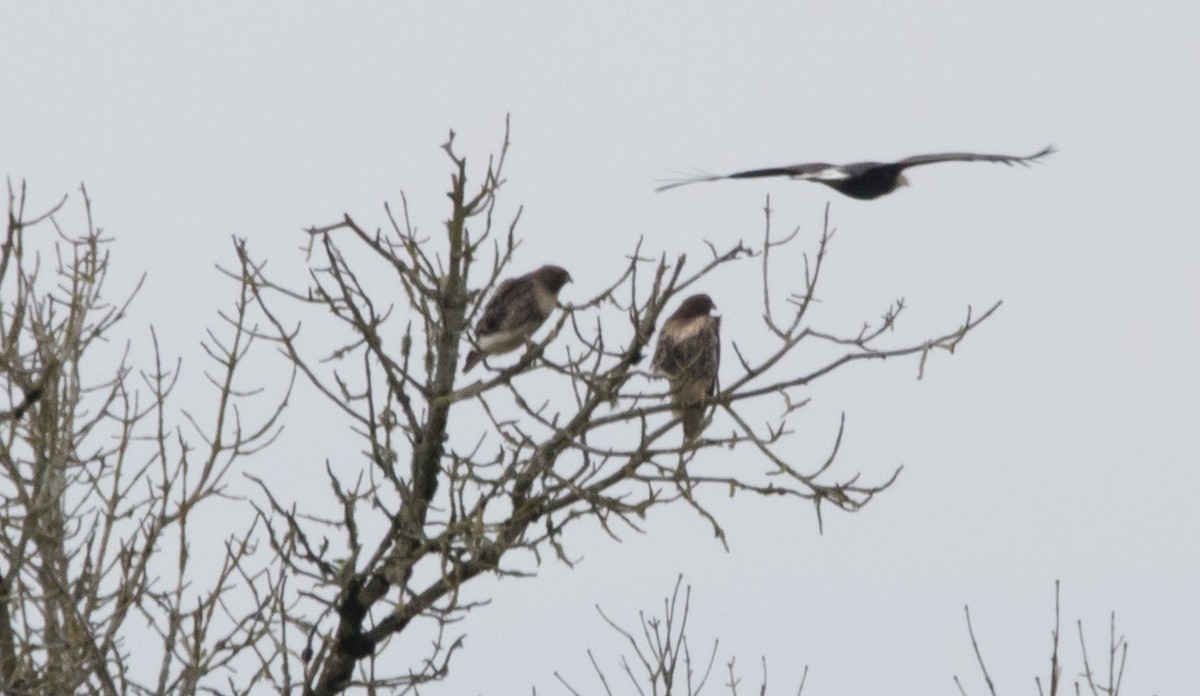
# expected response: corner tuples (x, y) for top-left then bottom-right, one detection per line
(655, 169), (724, 193)
(656, 162), (844, 192)
(896, 146), (1055, 169)
(725, 162), (844, 181)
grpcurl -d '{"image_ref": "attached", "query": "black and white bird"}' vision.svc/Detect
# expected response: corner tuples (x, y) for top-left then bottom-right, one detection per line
(652, 294), (721, 443)
(463, 265), (572, 373)
(657, 146), (1055, 200)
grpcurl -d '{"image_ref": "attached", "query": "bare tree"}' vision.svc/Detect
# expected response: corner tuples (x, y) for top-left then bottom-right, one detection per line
(956, 582), (1129, 696)
(561, 580), (1135, 696)
(550, 576), (809, 696)
(230, 120), (999, 694)
(0, 180), (290, 694)
(3, 119), (1001, 694)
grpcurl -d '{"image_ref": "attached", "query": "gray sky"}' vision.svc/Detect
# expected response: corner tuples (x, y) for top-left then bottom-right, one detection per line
(3, 3), (1198, 694)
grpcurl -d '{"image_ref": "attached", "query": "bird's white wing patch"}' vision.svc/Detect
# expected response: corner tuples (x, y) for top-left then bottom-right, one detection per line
(794, 167), (850, 182)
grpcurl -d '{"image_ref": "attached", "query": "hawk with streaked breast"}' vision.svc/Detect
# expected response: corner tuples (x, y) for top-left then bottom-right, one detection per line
(652, 294), (721, 443)
(463, 265), (572, 373)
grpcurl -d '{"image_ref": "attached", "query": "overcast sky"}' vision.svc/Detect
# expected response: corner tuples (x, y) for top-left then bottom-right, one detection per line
(3, 3), (1198, 694)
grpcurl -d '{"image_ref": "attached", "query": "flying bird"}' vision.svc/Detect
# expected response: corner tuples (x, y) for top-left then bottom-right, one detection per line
(463, 265), (573, 373)
(652, 294), (721, 443)
(656, 146), (1055, 200)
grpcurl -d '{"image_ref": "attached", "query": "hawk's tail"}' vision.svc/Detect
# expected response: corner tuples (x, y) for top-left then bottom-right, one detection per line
(680, 405), (707, 444)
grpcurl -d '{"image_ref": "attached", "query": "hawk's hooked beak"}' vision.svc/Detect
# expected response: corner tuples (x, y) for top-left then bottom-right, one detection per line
(896, 174), (911, 189)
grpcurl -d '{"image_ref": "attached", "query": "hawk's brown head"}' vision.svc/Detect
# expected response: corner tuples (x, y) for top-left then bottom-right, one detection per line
(533, 265), (573, 293)
(671, 294), (716, 320)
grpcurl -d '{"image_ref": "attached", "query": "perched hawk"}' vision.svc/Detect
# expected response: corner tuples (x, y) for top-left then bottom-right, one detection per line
(652, 294), (721, 443)
(657, 146), (1054, 200)
(463, 264), (572, 373)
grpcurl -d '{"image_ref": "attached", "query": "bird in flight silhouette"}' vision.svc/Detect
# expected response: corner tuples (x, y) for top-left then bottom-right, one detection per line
(656, 146), (1054, 200)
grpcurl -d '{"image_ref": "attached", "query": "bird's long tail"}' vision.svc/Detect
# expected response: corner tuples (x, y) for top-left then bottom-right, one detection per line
(680, 405), (707, 444)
